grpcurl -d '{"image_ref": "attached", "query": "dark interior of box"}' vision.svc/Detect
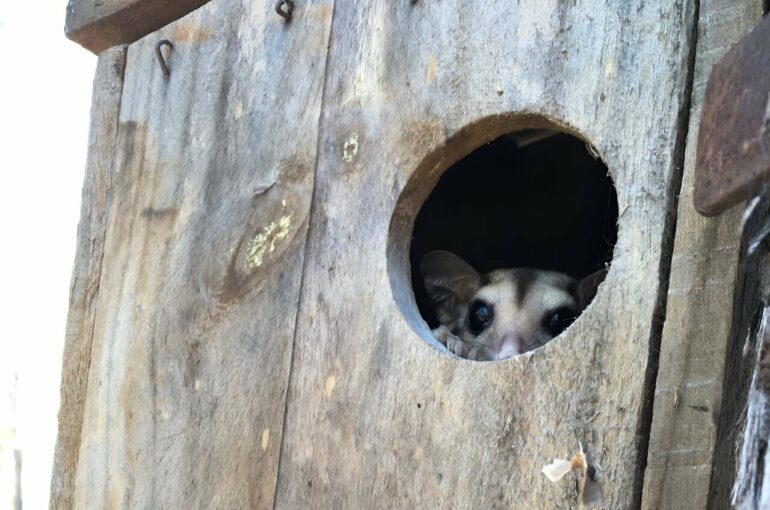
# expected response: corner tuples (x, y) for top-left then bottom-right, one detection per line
(410, 132), (619, 328)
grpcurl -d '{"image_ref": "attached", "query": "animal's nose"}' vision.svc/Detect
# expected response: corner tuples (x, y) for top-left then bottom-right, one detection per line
(494, 334), (523, 360)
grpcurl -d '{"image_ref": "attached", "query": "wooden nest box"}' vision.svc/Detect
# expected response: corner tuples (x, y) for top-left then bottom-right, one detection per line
(54, 0), (770, 508)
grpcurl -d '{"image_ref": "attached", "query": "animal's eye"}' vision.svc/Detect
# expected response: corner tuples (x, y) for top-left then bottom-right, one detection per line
(468, 300), (493, 334)
(545, 307), (577, 337)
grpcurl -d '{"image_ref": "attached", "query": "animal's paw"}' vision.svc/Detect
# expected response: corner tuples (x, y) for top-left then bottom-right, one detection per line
(432, 326), (469, 358)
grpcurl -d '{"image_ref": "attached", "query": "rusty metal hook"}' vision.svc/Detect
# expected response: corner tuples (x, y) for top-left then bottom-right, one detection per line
(155, 39), (173, 80)
(275, 0), (294, 20)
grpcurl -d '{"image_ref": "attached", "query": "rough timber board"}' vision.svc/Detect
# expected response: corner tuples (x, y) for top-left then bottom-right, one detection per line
(50, 46), (127, 510)
(63, 0), (333, 507)
(275, 1), (696, 509)
(65, 0), (212, 54)
(641, 1), (762, 508)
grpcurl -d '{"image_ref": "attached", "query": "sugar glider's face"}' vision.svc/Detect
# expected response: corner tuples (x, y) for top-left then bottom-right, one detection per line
(421, 251), (606, 361)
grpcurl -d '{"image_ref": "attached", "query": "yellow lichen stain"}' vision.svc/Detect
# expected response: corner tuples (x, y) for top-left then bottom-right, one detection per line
(245, 212), (293, 269)
(324, 375), (336, 398)
(426, 54), (437, 84)
(318, 3), (333, 20)
(171, 22), (213, 43)
(604, 60), (616, 77)
(234, 101), (244, 120)
(261, 428), (270, 451)
(342, 134), (359, 163)
(413, 447), (424, 461)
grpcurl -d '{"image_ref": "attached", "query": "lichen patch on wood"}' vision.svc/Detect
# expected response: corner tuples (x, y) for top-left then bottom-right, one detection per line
(342, 134), (359, 163)
(245, 212), (294, 269)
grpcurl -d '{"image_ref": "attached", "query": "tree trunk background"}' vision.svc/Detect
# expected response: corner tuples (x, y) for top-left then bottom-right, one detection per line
(51, 0), (764, 508)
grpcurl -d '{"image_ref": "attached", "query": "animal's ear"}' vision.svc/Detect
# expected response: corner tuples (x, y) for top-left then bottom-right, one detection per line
(421, 251), (481, 324)
(575, 268), (608, 311)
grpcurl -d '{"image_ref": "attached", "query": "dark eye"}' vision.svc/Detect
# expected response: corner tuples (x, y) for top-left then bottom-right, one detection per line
(468, 300), (493, 334)
(545, 307), (577, 337)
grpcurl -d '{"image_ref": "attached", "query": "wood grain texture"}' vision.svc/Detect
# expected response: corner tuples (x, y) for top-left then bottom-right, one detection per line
(65, 0), (212, 54)
(275, 1), (696, 508)
(640, 2), (762, 509)
(709, 189), (770, 507)
(50, 46), (127, 510)
(730, 300), (770, 509)
(62, 1), (333, 507)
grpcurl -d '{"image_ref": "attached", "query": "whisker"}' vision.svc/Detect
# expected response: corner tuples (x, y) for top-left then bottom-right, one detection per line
(458, 338), (486, 351)
(455, 337), (498, 361)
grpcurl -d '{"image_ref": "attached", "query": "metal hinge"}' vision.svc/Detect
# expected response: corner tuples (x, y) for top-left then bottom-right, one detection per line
(694, 14), (770, 217)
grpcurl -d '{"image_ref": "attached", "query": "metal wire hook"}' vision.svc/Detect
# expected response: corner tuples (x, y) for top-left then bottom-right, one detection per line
(155, 39), (174, 80)
(275, 0), (294, 20)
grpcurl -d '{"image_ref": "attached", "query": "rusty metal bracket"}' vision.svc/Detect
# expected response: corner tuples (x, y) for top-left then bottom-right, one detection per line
(694, 15), (770, 217)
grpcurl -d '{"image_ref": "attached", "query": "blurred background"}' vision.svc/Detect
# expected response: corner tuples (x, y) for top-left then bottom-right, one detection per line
(0, 1), (96, 508)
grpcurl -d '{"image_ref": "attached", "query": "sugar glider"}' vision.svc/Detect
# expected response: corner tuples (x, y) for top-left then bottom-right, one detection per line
(421, 250), (607, 361)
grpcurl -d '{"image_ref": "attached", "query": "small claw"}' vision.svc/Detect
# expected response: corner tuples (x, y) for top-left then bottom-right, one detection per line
(432, 326), (451, 346)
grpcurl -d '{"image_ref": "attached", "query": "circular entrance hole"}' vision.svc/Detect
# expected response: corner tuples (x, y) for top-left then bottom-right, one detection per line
(390, 125), (618, 361)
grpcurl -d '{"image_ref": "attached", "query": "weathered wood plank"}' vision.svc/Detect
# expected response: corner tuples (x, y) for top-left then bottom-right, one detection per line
(640, 2), (762, 508)
(709, 182), (770, 506)
(50, 46), (127, 510)
(731, 299), (770, 509)
(62, 1), (333, 507)
(276, 1), (696, 508)
(65, 0), (212, 54)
